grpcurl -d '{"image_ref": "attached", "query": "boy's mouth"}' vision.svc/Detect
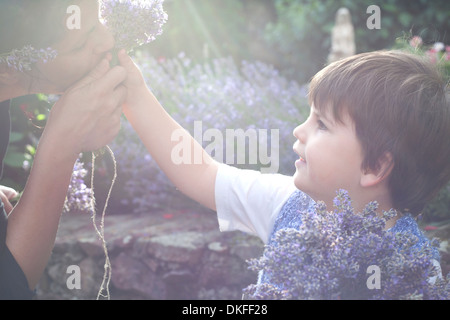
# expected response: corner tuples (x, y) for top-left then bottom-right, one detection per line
(293, 148), (307, 164)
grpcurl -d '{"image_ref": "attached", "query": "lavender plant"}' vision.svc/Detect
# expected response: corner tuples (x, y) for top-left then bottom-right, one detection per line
(64, 156), (94, 214)
(0, 45), (57, 72)
(100, 0), (168, 52)
(243, 190), (450, 300)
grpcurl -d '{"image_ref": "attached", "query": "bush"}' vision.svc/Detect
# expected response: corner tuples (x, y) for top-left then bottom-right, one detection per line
(264, 0), (450, 83)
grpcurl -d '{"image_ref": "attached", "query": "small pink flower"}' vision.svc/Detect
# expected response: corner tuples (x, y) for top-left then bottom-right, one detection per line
(409, 36), (423, 48)
(426, 49), (438, 63)
(163, 213), (174, 219)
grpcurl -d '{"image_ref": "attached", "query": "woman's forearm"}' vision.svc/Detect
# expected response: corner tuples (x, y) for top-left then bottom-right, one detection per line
(5, 131), (78, 289)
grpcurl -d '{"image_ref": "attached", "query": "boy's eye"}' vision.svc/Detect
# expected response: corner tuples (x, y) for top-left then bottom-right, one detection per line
(317, 119), (328, 130)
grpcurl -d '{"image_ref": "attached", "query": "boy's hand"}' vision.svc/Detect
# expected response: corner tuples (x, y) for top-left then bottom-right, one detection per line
(116, 49), (149, 112)
(43, 58), (127, 158)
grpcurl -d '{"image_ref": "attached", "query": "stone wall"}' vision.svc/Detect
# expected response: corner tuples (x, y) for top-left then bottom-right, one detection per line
(35, 210), (264, 300)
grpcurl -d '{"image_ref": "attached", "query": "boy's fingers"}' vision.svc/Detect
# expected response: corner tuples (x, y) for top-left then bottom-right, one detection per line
(101, 85), (127, 117)
(94, 65), (127, 94)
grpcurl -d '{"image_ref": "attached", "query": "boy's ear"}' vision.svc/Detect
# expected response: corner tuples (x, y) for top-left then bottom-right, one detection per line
(360, 152), (394, 187)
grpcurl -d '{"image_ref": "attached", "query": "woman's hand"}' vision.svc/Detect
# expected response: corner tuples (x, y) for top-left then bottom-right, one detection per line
(42, 57), (128, 159)
(0, 185), (18, 214)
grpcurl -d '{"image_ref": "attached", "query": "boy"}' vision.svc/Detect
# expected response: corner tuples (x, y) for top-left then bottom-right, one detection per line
(118, 49), (450, 281)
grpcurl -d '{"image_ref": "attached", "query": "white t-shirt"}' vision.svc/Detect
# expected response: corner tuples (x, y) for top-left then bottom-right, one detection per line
(214, 163), (297, 244)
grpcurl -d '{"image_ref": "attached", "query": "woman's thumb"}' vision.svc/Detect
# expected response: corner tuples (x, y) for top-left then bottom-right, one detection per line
(72, 58), (110, 89)
(117, 49), (135, 69)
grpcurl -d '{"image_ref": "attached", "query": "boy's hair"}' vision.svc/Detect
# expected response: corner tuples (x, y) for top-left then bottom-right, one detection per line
(308, 50), (450, 216)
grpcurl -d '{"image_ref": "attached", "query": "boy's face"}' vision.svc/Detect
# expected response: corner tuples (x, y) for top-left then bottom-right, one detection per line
(32, 0), (114, 93)
(292, 104), (365, 207)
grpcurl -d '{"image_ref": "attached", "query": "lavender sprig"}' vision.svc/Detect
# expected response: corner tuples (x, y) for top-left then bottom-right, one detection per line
(100, 0), (168, 52)
(0, 45), (57, 72)
(64, 156), (95, 214)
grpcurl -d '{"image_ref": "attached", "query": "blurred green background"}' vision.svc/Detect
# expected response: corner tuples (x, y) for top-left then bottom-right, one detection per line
(149, 0), (449, 83)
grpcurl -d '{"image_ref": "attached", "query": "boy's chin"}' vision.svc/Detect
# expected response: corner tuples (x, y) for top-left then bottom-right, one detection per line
(292, 175), (324, 204)
(293, 173), (307, 192)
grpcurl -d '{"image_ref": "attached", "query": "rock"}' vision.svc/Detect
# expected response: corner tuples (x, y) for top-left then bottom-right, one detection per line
(78, 237), (105, 257)
(146, 231), (206, 265)
(37, 211), (263, 300)
(208, 241), (228, 253)
(230, 243), (264, 261)
(111, 234), (135, 251)
(111, 252), (167, 299)
(78, 258), (99, 296)
(163, 270), (194, 284)
(47, 263), (64, 282)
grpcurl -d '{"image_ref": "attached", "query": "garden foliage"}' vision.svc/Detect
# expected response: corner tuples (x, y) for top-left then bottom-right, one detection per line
(263, 0), (450, 83)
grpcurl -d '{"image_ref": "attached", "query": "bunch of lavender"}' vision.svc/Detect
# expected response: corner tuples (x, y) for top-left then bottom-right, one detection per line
(100, 0), (168, 52)
(64, 156), (94, 215)
(0, 45), (57, 72)
(244, 190), (450, 300)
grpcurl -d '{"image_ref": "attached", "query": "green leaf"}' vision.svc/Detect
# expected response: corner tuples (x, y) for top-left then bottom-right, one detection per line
(36, 93), (48, 101)
(3, 152), (28, 168)
(36, 114), (47, 121)
(398, 13), (412, 28)
(25, 144), (36, 156)
(8, 132), (25, 143)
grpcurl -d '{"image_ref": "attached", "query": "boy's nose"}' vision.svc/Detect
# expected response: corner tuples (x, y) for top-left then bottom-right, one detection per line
(293, 123), (307, 144)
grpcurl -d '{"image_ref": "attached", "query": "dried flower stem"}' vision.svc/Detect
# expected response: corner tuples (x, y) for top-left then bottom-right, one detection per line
(90, 145), (117, 300)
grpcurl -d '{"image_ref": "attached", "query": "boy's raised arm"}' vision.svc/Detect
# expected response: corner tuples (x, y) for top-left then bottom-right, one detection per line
(118, 51), (219, 211)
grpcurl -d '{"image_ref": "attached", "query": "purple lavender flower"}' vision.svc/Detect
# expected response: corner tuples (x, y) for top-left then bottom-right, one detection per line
(100, 0), (168, 52)
(0, 45), (57, 72)
(243, 190), (449, 300)
(64, 156), (94, 214)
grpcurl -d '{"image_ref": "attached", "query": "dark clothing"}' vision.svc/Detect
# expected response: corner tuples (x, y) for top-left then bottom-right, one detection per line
(0, 234), (34, 300)
(0, 100), (34, 299)
(0, 99), (11, 255)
